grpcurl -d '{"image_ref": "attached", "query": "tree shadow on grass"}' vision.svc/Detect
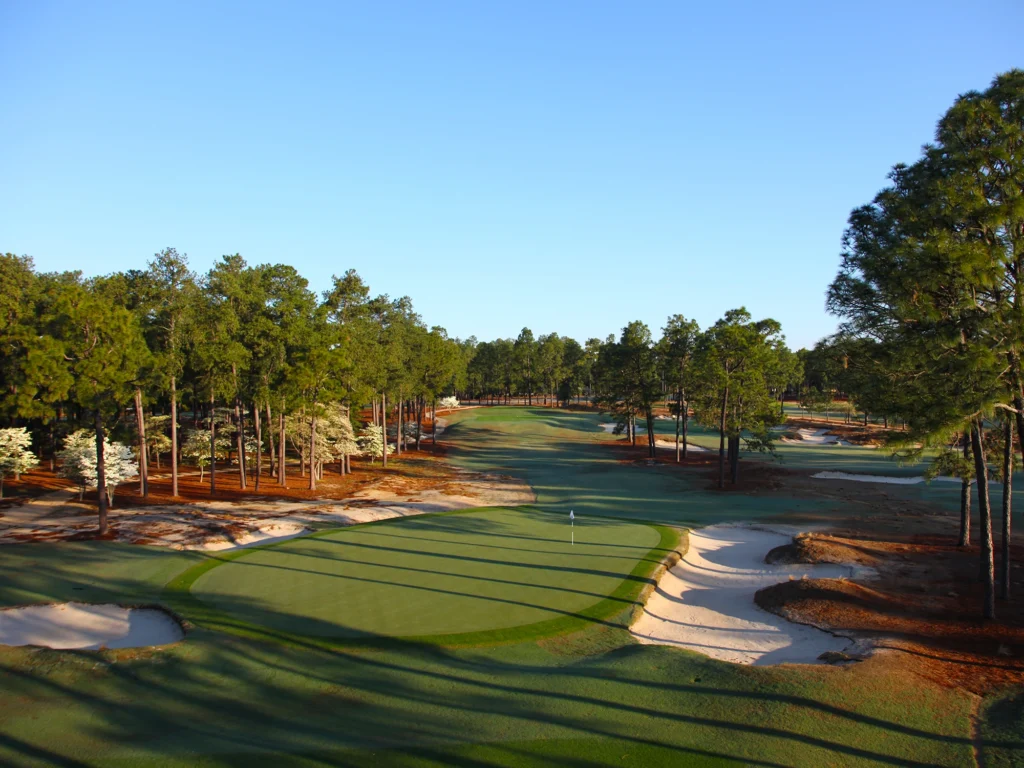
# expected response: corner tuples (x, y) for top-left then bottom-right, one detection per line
(0, 591), (999, 767)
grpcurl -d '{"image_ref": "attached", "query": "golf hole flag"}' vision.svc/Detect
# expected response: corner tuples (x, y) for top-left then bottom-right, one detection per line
(570, 510), (574, 545)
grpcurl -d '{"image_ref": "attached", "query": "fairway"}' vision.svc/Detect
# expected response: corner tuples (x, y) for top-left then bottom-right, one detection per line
(441, 406), (1010, 524)
(189, 507), (669, 642)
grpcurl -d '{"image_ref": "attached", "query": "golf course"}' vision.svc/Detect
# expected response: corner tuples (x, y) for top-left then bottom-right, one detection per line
(4, 19), (1024, 764)
(1, 406), (1019, 766)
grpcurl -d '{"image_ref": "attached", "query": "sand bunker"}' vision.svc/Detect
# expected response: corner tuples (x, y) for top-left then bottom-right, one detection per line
(600, 423), (709, 453)
(632, 524), (857, 665)
(811, 471), (980, 486)
(654, 438), (708, 453)
(813, 471), (925, 485)
(0, 603), (184, 650)
(781, 428), (850, 446)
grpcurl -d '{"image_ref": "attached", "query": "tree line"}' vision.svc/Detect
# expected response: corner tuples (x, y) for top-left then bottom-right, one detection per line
(0, 252), (467, 533)
(464, 312), (802, 488)
(1, 239), (811, 528)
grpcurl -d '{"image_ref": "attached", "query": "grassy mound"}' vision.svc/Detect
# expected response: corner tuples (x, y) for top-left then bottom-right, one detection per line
(179, 507), (678, 646)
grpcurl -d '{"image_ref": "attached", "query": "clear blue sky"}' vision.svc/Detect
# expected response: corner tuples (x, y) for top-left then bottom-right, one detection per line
(2, 1), (1020, 350)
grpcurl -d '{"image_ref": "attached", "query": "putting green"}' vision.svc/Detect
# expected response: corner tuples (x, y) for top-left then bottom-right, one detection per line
(186, 507), (672, 643)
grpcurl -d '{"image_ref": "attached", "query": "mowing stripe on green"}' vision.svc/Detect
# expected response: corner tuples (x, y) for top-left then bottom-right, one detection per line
(166, 506), (682, 648)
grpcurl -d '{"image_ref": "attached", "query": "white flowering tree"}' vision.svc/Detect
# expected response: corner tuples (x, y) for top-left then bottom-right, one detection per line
(181, 428), (231, 483)
(319, 405), (360, 475)
(57, 430), (138, 505)
(143, 414), (173, 468)
(0, 427), (38, 498)
(233, 432), (259, 469)
(286, 405), (361, 479)
(358, 425), (393, 464)
(438, 396), (459, 411)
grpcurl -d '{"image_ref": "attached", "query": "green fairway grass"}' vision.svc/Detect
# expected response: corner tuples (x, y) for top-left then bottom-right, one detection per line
(1, 406), (1021, 765)
(441, 406), (1015, 525)
(0, 579), (984, 767)
(183, 507), (674, 645)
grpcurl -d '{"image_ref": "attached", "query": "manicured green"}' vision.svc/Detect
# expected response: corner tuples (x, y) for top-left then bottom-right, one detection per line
(180, 507), (674, 646)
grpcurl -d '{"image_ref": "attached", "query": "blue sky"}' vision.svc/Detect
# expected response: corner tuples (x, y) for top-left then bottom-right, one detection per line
(2, 1), (1021, 350)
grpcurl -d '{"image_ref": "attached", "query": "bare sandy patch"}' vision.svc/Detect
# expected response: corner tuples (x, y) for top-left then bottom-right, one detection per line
(0, 449), (534, 550)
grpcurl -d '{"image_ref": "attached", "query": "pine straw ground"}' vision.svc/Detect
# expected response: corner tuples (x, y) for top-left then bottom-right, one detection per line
(0, 436), (533, 548)
(755, 531), (1024, 695)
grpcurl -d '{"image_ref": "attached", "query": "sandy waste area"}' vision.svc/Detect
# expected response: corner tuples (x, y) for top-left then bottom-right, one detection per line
(0, 419), (535, 550)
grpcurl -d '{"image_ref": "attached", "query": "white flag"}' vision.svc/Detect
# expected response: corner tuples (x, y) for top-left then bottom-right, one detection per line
(569, 510), (575, 520)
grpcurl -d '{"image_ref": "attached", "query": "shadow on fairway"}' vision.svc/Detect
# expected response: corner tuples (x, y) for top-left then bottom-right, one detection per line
(0, 541), (1017, 766)
(0, 591), (1010, 767)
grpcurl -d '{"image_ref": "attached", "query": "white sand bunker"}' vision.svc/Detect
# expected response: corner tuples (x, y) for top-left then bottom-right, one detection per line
(782, 428), (849, 446)
(632, 524), (855, 665)
(812, 471), (925, 485)
(0, 603), (184, 650)
(811, 471), (977, 486)
(599, 422), (709, 453)
(654, 438), (709, 453)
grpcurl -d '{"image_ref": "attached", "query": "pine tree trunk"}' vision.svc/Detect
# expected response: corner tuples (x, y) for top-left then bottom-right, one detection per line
(233, 366), (246, 489)
(279, 407), (287, 487)
(381, 392), (388, 468)
(959, 432), (971, 548)
(970, 422), (995, 620)
(681, 395), (689, 459)
(416, 398), (423, 449)
(309, 412), (317, 491)
(675, 391), (681, 463)
(1002, 417), (1013, 600)
(718, 386), (729, 490)
(432, 398), (438, 446)
(210, 393), (217, 496)
(730, 435), (740, 484)
(253, 402), (261, 492)
(397, 398), (403, 455)
(266, 401), (276, 477)
(95, 412), (109, 535)
(134, 387), (148, 497)
(170, 375), (179, 497)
